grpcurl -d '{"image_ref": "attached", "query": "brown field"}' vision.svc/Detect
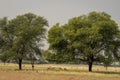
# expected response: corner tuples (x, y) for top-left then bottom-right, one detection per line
(0, 63), (120, 80)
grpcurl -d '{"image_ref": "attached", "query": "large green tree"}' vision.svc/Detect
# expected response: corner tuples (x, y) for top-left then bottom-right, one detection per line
(48, 12), (120, 72)
(0, 13), (48, 70)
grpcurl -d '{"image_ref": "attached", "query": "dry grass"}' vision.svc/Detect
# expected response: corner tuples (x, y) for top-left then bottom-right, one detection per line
(0, 63), (120, 80)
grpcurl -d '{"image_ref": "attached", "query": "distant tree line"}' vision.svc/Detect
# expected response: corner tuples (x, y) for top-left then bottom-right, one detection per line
(0, 11), (120, 72)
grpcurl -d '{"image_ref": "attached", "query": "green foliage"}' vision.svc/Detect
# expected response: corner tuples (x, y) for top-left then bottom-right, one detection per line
(0, 13), (48, 70)
(48, 23), (67, 51)
(43, 50), (73, 63)
(47, 11), (120, 72)
(100, 54), (113, 70)
(0, 51), (9, 64)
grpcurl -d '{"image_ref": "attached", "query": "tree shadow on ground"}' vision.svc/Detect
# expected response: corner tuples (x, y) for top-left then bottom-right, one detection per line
(93, 71), (120, 75)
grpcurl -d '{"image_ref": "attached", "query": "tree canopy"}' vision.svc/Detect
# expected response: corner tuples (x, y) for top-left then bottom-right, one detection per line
(47, 12), (120, 72)
(0, 13), (48, 70)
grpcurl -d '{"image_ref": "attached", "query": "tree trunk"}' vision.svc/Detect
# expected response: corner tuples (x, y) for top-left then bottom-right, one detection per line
(32, 63), (34, 70)
(105, 66), (108, 70)
(4, 62), (6, 65)
(88, 62), (93, 72)
(31, 59), (34, 70)
(19, 59), (22, 70)
(88, 54), (94, 72)
(31, 56), (34, 70)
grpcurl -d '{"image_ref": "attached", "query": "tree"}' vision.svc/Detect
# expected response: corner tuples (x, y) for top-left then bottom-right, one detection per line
(100, 54), (113, 70)
(47, 23), (72, 63)
(26, 45), (42, 70)
(48, 12), (120, 72)
(0, 51), (9, 64)
(0, 13), (48, 70)
(103, 56), (113, 70)
(0, 17), (13, 64)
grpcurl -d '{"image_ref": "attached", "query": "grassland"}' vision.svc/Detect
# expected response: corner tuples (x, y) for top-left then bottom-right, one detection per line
(0, 63), (120, 80)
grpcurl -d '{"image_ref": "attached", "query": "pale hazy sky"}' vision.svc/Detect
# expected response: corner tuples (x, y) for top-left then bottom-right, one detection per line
(0, 0), (120, 26)
(0, 0), (120, 49)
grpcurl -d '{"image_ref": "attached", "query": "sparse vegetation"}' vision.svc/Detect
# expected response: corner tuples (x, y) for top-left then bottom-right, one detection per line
(0, 63), (120, 80)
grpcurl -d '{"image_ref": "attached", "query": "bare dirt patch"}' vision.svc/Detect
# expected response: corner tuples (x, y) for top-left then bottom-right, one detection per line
(0, 71), (120, 80)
